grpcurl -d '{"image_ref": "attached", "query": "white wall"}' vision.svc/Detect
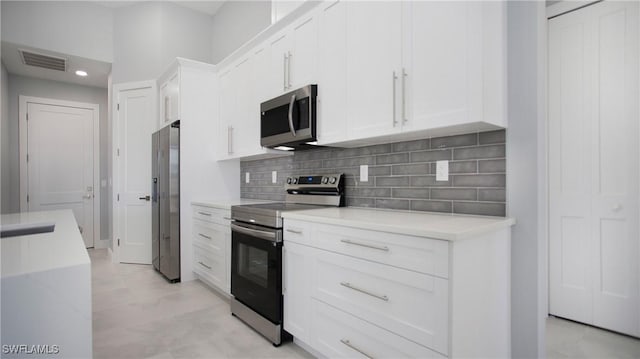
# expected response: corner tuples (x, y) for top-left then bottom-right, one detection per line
(211, 1), (271, 64)
(506, 1), (547, 357)
(112, 2), (214, 84)
(4, 75), (110, 243)
(0, 1), (114, 63)
(1, 62), (10, 214)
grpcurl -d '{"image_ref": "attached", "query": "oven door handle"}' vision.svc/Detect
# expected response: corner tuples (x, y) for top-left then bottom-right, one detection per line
(231, 223), (277, 242)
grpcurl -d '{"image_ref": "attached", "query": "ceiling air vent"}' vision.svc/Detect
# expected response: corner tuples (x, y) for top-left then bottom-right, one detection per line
(19, 49), (67, 72)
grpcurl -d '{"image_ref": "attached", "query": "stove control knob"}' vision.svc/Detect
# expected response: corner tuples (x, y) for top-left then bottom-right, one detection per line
(286, 177), (292, 184)
(329, 177), (337, 184)
(292, 178), (298, 184)
(322, 177), (329, 184)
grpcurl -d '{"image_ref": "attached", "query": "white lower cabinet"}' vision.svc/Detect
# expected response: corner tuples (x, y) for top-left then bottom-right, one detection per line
(283, 219), (511, 358)
(191, 205), (232, 295)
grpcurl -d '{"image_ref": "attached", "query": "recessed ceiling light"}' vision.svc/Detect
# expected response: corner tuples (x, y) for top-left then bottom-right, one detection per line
(75, 70), (88, 77)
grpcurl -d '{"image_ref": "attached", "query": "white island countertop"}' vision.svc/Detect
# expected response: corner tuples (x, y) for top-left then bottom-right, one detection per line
(192, 198), (274, 210)
(1, 209), (90, 278)
(282, 207), (515, 241)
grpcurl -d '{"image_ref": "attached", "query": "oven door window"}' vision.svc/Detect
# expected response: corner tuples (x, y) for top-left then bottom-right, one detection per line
(231, 228), (282, 324)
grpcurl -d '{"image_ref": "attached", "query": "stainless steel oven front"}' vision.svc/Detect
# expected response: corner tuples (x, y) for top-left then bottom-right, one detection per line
(230, 221), (288, 345)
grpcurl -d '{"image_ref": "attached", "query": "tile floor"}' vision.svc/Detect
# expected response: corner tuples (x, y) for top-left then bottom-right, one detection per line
(91, 249), (640, 359)
(89, 249), (313, 359)
(546, 316), (640, 359)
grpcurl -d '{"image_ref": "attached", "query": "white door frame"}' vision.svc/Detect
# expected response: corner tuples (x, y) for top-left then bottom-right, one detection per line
(19, 95), (101, 247)
(112, 80), (157, 264)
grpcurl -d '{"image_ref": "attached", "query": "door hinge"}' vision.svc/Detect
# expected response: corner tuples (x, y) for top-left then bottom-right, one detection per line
(26, 113), (29, 121)
(26, 154), (29, 162)
(117, 148), (120, 156)
(26, 194), (29, 203)
(117, 103), (120, 111)
(117, 238), (120, 246)
(117, 194), (120, 201)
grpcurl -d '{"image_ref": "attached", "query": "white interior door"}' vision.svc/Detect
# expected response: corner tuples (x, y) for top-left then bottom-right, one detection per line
(26, 101), (96, 248)
(116, 85), (156, 264)
(549, 0), (639, 337)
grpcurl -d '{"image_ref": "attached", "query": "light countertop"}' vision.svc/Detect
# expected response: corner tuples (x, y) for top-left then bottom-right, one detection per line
(1, 210), (90, 277)
(192, 198), (274, 210)
(282, 207), (515, 241)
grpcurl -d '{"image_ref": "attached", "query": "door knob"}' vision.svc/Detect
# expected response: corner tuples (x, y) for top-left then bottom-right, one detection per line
(139, 195), (151, 201)
(612, 204), (622, 212)
(83, 194), (92, 199)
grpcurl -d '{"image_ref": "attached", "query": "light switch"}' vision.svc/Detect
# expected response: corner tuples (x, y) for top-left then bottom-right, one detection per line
(360, 165), (369, 182)
(245, 172), (250, 183)
(436, 160), (449, 181)
(272, 171), (277, 183)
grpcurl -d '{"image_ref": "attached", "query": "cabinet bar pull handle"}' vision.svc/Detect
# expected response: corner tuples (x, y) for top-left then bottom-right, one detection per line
(198, 211), (212, 216)
(392, 71), (398, 127)
(286, 228), (303, 234)
(287, 51), (292, 88)
(340, 239), (389, 252)
(283, 53), (288, 91)
(198, 233), (212, 240)
(340, 282), (389, 302)
(227, 126), (233, 154)
(340, 339), (375, 359)
(198, 261), (212, 270)
(402, 67), (408, 124)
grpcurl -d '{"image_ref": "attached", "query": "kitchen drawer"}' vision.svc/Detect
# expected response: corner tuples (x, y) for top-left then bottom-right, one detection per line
(313, 249), (449, 354)
(192, 205), (232, 226)
(283, 219), (312, 245)
(193, 243), (226, 291)
(192, 219), (227, 255)
(314, 222), (449, 278)
(311, 299), (445, 359)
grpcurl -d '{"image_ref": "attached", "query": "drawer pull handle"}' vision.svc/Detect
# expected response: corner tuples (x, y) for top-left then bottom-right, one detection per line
(340, 239), (389, 252)
(340, 339), (375, 359)
(198, 211), (212, 216)
(198, 261), (212, 270)
(340, 282), (389, 302)
(286, 229), (303, 234)
(198, 233), (212, 240)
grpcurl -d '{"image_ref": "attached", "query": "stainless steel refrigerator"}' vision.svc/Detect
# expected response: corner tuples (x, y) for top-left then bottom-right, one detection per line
(152, 120), (180, 282)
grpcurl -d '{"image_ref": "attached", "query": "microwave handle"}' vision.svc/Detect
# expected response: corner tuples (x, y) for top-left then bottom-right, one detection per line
(288, 94), (297, 137)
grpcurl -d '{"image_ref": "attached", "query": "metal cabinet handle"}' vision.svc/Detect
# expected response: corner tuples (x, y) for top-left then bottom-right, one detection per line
(139, 195), (150, 201)
(392, 71), (398, 127)
(402, 67), (408, 124)
(612, 204), (623, 212)
(340, 282), (389, 302)
(198, 211), (212, 217)
(223, 217), (233, 221)
(288, 94), (297, 136)
(283, 53), (288, 91)
(83, 194), (92, 199)
(340, 239), (389, 252)
(340, 339), (375, 359)
(198, 261), (212, 270)
(286, 228), (303, 234)
(287, 51), (292, 88)
(227, 126), (233, 154)
(198, 233), (212, 240)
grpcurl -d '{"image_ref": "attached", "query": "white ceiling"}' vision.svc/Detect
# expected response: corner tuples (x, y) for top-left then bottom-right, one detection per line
(1, 41), (112, 89)
(93, 1), (226, 16)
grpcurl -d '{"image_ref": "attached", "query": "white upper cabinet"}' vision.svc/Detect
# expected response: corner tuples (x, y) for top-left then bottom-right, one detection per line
(345, 1), (403, 140)
(316, 0), (348, 145)
(159, 70), (180, 128)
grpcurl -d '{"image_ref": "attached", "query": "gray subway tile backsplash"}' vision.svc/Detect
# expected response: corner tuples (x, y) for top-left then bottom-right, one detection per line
(240, 129), (506, 217)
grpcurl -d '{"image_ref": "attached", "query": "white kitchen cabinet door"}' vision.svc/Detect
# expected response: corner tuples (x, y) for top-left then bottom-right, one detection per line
(159, 70), (180, 128)
(288, 13), (318, 90)
(316, 0), (348, 145)
(217, 69), (235, 159)
(269, 31), (292, 96)
(346, 1), (402, 140)
(283, 241), (312, 343)
(401, 1), (480, 132)
(233, 57), (255, 157)
(549, 0), (639, 337)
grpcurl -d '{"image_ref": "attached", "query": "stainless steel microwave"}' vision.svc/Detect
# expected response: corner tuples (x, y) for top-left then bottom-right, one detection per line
(260, 84), (317, 149)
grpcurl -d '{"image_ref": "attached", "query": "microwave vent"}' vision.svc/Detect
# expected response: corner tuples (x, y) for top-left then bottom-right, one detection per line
(19, 49), (67, 72)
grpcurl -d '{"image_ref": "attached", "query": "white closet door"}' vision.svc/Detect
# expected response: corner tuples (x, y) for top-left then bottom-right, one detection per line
(549, 0), (639, 337)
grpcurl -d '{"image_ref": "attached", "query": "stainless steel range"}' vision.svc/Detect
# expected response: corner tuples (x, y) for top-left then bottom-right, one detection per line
(230, 174), (344, 346)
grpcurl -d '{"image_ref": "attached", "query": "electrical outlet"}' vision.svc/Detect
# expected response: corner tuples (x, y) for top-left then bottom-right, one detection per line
(245, 172), (250, 183)
(436, 160), (449, 181)
(272, 171), (277, 183)
(360, 165), (369, 182)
